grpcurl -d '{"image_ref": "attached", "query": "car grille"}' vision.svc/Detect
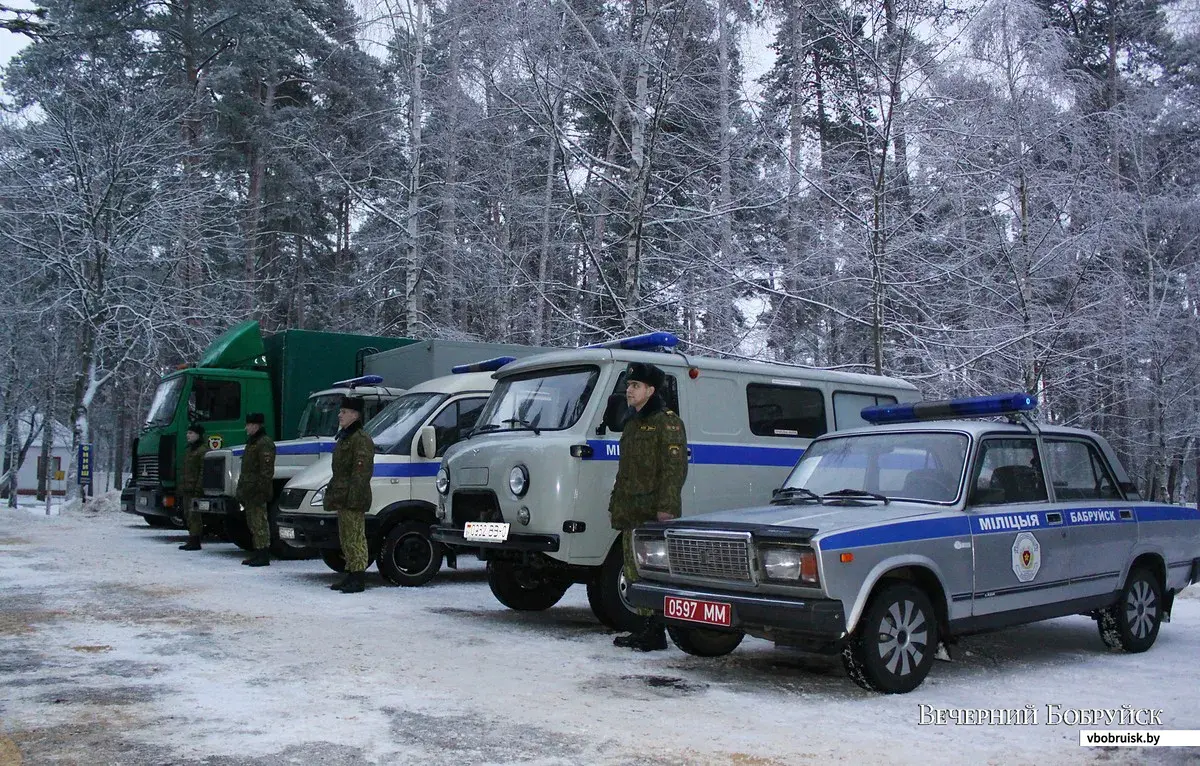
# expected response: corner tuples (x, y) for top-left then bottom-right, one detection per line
(201, 455), (225, 493)
(277, 488), (307, 510)
(136, 455), (159, 482)
(451, 491), (503, 527)
(667, 535), (752, 581)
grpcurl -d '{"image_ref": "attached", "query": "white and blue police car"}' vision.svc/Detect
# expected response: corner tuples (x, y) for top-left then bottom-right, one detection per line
(626, 393), (1200, 693)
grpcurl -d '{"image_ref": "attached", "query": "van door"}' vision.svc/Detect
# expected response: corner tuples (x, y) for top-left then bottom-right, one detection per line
(685, 374), (748, 513)
(411, 396), (488, 505)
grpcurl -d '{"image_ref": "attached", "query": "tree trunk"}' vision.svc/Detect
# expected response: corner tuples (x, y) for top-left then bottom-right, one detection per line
(404, 0), (425, 333)
(244, 67), (277, 317)
(621, 0), (655, 331)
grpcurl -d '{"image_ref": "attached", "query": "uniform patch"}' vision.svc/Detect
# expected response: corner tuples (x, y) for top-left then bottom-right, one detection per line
(1011, 532), (1041, 582)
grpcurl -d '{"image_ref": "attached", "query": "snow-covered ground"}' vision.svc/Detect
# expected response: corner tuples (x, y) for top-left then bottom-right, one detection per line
(2, 496), (1198, 765)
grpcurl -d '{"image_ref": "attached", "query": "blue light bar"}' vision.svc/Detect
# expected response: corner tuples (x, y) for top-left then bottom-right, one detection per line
(332, 374), (385, 388)
(452, 356), (517, 374)
(583, 332), (680, 351)
(861, 392), (1038, 425)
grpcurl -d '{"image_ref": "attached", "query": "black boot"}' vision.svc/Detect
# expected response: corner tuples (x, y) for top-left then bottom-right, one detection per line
(614, 617), (657, 649)
(339, 571), (365, 593)
(329, 574), (350, 591)
(631, 618), (668, 652)
(179, 536), (201, 551)
(246, 549), (270, 567)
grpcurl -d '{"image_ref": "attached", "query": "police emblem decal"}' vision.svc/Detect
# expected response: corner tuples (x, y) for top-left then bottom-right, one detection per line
(208, 435), (223, 450)
(1011, 531), (1041, 583)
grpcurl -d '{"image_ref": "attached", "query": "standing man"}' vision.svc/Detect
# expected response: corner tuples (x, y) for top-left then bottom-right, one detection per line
(608, 362), (689, 651)
(178, 423), (209, 551)
(326, 396), (375, 594)
(236, 412), (275, 567)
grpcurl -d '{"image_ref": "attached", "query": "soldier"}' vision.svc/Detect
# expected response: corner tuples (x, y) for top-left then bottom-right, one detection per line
(608, 362), (689, 651)
(326, 396), (375, 594)
(178, 423), (209, 551)
(236, 412), (275, 567)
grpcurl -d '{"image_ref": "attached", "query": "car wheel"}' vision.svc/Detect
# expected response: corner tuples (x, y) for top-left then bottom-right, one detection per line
(486, 561), (569, 611)
(378, 521), (443, 587)
(320, 549), (347, 573)
(842, 582), (938, 694)
(586, 542), (643, 633)
(143, 515), (170, 528)
(223, 516), (254, 551)
(1098, 567), (1163, 653)
(667, 625), (745, 657)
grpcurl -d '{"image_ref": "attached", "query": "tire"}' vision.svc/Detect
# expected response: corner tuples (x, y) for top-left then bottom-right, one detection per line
(144, 515), (171, 528)
(223, 516), (254, 551)
(587, 542), (643, 633)
(842, 582), (938, 694)
(167, 513), (187, 529)
(667, 625), (745, 657)
(321, 549), (347, 573)
(486, 561), (569, 611)
(267, 507), (312, 560)
(1098, 568), (1163, 653)
(378, 521), (443, 587)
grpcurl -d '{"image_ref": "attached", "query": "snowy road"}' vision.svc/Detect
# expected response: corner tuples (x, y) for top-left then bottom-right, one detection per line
(2, 498), (1199, 765)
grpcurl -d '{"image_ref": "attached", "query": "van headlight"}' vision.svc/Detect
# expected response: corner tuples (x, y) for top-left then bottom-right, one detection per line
(760, 546), (819, 585)
(435, 467), (450, 495)
(633, 534), (668, 571)
(508, 465), (529, 497)
(310, 485), (327, 507)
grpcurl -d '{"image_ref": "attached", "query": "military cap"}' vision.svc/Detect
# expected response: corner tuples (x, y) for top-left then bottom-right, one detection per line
(187, 422), (205, 436)
(340, 396), (365, 414)
(626, 362), (665, 390)
(245, 412), (265, 424)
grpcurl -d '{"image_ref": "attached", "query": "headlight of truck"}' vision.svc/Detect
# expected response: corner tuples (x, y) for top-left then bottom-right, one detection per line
(435, 467), (450, 496)
(761, 546), (819, 585)
(508, 465), (529, 497)
(633, 535), (669, 572)
(311, 485), (327, 507)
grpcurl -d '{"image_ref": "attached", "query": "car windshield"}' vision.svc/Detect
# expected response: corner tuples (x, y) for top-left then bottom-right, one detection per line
(295, 394), (344, 438)
(781, 431), (970, 504)
(365, 392), (444, 453)
(144, 377), (185, 428)
(475, 366), (600, 433)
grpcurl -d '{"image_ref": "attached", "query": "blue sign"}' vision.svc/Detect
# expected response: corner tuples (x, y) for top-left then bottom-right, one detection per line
(77, 443), (92, 485)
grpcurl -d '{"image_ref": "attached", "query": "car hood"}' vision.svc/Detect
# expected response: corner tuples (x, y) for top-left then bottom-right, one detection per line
(285, 453), (333, 491)
(671, 501), (950, 537)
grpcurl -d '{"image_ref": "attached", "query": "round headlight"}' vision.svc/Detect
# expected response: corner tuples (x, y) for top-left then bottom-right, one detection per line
(517, 506), (531, 525)
(435, 467), (450, 495)
(508, 464), (529, 497)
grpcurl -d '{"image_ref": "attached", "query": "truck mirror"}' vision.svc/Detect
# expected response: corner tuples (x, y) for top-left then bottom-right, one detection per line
(603, 394), (630, 433)
(416, 425), (437, 459)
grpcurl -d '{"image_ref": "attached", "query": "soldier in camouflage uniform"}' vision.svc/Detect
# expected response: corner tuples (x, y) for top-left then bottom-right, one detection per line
(608, 362), (689, 651)
(326, 396), (376, 593)
(236, 412), (275, 567)
(178, 423), (209, 551)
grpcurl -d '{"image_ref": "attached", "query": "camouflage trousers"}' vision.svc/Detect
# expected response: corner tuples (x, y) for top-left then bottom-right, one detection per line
(621, 530), (652, 618)
(183, 494), (203, 537)
(338, 509), (368, 573)
(244, 503), (270, 551)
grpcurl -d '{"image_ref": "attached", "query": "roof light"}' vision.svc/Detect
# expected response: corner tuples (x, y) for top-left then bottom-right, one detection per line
(452, 356), (517, 374)
(860, 392), (1037, 425)
(583, 332), (680, 351)
(333, 374), (385, 388)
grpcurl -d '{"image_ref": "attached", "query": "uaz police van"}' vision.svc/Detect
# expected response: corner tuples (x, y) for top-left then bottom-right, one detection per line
(430, 333), (920, 631)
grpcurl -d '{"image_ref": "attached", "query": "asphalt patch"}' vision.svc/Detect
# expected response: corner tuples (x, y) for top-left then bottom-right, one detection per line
(383, 708), (590, 763)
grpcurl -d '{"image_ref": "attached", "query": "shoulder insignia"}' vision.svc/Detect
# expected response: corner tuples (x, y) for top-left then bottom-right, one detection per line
(668, 445), (682, 456)
(665, 423), (680, 431)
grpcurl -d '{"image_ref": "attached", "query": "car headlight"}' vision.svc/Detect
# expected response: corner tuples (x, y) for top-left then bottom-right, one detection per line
(761, 546), (819, 585)
(310, 485), (327, 507)
(435, 467), (450, 495)
(634, 535), (669, 571)
(508, 465), (529, 497)
(517, 506), (530, 525)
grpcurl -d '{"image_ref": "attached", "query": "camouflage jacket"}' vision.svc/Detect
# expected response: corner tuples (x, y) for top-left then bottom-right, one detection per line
(236, 431), (276, 507)
(180, 441), (208, 497)
(325, 422), (375, 514)
(608, 396), (689, 530)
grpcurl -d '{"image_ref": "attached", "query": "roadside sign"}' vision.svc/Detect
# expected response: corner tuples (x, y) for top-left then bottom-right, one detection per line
(77, 444), (92, 486)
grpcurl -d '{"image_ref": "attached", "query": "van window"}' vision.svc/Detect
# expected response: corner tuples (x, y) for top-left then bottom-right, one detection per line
(189, 379), (240, 422)
(833, 391), (900, 430)
(970, 438), (1047, 506)
(746, 384), (826, 438)
(1043, 439), (1119, 501)
(692, 376), (742, 436)
(607, 369), (679, 433)
(429, 397), (488, 457)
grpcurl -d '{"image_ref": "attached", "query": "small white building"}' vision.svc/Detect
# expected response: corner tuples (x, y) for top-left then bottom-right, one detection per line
(0, 411), (73, 497)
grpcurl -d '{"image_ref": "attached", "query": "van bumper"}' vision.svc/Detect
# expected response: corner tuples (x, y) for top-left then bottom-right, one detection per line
(275, 512), (383, 549)
(193, 495), (239, 518)
(431, 525), (559, 552)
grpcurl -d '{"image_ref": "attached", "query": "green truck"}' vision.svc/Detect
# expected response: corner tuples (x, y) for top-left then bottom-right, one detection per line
(123, 321), (414, 527)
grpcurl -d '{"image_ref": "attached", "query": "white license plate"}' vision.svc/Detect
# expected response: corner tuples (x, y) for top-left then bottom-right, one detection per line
(463, 521), (509, 543)
(278, 526), (295, 540)
(196, 500), (210, 511)
(137, 496), (148, 507)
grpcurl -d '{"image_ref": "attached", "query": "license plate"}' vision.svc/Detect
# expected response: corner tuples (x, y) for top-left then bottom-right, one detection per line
(137, 496), (147, 507)
(278, 526), (295, 540)
(664, 596), (733, 627)
(463, 521), (509, 543)
(196, 500), (210, 511)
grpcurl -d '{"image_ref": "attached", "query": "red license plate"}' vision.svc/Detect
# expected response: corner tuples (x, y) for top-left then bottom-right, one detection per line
(664, 596), (732, 627)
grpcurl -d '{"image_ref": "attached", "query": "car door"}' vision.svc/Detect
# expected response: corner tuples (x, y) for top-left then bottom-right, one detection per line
(968, 436), (1072, 617)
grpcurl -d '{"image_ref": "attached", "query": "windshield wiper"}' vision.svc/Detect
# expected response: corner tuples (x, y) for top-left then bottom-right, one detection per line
(474, 424), (502, 433)
(502, 418), (541, 435)
(771, 487), (821, 505)
(821, 488), (890, 505)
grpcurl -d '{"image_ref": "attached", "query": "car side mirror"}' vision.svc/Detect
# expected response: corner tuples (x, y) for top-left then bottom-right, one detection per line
(602, 394), (629, 434)
(416, 425), (436, 459)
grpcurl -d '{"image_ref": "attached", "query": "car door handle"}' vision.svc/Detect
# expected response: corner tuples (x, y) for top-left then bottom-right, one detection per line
(1120, 509), (1133, 520)
(1046, 512), (1063, 525)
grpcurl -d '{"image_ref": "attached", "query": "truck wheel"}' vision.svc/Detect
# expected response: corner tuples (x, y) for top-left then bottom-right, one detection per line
(587, 543), (643, 633)
(320, 547), (376, 573)
(223, 517), (254, 551)
(842, 582), (938, 694)
(144, 515), (170, 528)
(667, 625), (745, 657)
(486, 561), (569, 611)
(1098, 568), (1163, 653)
(379, 521), (443, 587)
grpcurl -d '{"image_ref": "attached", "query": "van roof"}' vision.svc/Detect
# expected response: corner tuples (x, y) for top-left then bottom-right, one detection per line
(405, 370), (501, 396)
(495, 348), (919, 392)
(309, 384), (408, 399)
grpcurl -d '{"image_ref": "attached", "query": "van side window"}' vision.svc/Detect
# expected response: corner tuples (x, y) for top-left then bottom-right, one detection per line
(606, 371), (679, 433)
(833, 391), (899, 430)
(363, 398), (389, 423)
(746, 384), (826, 438)
(188, 379), (240, 422)
(1043, 439), (1119, 501)
(429, 397), (488, 457)
(970, 438), (1047, 506)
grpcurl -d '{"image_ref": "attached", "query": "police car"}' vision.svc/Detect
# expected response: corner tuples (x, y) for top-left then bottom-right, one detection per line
(625, 393), (1200, 693)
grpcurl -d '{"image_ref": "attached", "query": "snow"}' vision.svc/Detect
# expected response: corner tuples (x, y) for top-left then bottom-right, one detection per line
(2, 503), (1199, 765)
